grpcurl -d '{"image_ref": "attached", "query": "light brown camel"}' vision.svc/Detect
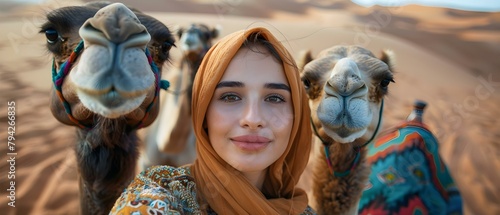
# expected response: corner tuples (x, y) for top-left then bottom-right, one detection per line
(177, 23), (221, 104)
(140, 23), (220, 168)
(298, 45), (395, 214)
(41, 2), (174, 214)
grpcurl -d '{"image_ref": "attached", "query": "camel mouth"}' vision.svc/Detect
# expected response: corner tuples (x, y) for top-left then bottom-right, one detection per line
(76, 85), (153, 99)
(181, 43), (203, 51)
(76, 88), (148, 119)
(319, 113), (371, 143)
(96, 88), (146, 108)
(316, 96), (373, 143)
(322, 125), (367, 144)
(100, 90), (122, 107)
(333, 126), (362, 138)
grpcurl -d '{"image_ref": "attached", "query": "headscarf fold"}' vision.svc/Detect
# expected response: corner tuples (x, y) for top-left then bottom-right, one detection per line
(191, 27), (312, 214)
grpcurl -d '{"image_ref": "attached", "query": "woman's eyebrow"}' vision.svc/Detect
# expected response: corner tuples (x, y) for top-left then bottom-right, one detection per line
(216, 81), (244, 89)
(265, 83), (290, 92)
(215, 81), (290, 92)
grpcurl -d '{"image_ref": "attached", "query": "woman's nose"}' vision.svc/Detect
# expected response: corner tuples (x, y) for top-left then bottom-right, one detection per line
(240, 101), (266, 129)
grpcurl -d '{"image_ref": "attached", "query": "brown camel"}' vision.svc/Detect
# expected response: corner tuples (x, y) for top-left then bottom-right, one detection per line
(140, 23), (220, 168)
(41, 2), (174, 214)
(298, 45), (395, 214)
(177, 23), (221, 105)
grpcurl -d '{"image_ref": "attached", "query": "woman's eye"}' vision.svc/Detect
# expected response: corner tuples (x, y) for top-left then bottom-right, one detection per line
(265, 94), (285, 103)
(219, 94), (241, 102)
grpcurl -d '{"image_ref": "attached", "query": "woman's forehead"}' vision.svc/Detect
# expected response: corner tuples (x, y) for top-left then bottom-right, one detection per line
(220, 47), (286, 83)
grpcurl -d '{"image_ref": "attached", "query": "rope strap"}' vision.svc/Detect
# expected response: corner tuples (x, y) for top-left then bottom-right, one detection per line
(52, 41), (89, 130)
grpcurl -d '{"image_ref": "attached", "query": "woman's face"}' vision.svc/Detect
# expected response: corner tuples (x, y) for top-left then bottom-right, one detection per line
(206, 46), (293, 175)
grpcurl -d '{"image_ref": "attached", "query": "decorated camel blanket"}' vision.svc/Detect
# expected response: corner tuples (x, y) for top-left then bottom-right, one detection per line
(359, 121), (463, 215)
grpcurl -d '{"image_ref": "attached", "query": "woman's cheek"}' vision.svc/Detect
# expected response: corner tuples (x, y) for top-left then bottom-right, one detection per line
(266, 105), (293, 130)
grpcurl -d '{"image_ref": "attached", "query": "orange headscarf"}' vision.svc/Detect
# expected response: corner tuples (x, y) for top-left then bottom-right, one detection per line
(190, 27), (312, 214)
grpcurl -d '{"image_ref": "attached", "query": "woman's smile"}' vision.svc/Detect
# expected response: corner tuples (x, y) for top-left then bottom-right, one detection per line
(230, 135), (272, 151)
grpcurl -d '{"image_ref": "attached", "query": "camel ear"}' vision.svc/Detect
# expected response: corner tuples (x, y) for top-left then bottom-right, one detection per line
(380, 49), (396, 71)
(211, 24), (222, 39)
(297, 50), (314, 72)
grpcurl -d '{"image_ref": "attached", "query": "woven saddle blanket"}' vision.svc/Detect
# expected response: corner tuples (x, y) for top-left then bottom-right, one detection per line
(358, 121), (463, 215)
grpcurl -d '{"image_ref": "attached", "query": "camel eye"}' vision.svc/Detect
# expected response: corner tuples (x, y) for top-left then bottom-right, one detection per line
(161, 41), (173, 53)
(380, 78), (394, 89)
(302, 78), (311, 90)
(45, 29), (59, 44)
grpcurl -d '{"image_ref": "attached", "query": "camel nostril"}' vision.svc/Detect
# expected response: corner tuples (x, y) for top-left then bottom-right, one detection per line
(325, 58), (369, 97)
(326, 76), (366, 97)
(354, 83), (367, 94)
(327, 66), (366, 96)
(80, 3), (148, 45)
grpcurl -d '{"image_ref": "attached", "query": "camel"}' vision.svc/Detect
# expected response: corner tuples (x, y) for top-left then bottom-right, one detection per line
(140, 23), (220, 168)
(41, 2), (175, 214)
(177, 23), (221, 104)
(298, 45), (395, 214)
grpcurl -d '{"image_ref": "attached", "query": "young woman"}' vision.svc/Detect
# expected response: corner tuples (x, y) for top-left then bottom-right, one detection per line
(111, 27), (315, 214)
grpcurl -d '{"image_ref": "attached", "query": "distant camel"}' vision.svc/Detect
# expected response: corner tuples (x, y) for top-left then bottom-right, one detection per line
(140, 24), (220, 168)
(298, 45), (395, 214)
(41, 2), (174, 214)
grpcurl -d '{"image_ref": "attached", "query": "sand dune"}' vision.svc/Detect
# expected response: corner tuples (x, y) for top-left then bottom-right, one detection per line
(0, 0), (499, 214)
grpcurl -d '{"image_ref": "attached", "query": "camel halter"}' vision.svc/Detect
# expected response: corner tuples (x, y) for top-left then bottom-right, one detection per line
(311, 99), (384, 177)
(52, 40), (170, 130)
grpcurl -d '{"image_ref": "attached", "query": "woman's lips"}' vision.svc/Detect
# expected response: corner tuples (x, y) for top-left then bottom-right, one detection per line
(231, 135), (271, 151)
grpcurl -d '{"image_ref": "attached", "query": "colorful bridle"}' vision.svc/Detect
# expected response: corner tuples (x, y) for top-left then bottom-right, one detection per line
(52, 40), (170, 130)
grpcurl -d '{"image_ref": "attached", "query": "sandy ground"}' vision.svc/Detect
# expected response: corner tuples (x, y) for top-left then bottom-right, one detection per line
(0, 0), (499, 214)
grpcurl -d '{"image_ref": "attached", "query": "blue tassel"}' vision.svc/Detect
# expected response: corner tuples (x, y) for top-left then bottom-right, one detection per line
(159, 80), (170, 90)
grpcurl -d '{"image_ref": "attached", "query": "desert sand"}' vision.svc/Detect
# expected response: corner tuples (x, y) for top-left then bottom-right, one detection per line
(0, 0), (499, 214)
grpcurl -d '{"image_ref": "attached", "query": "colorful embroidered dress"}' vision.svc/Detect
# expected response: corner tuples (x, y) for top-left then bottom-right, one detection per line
(358, 101), (463, 215)
(110, 166), (201, 214)
(109, 165), (317, 214)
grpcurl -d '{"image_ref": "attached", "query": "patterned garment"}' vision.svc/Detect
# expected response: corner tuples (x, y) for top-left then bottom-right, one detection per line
(110, 166), (202, 215)
(110, 165), (317, 214)
(358, 121), (463, 215)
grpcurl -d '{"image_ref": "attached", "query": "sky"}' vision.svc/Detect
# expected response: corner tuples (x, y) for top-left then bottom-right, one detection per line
(4, 0), (500, 12)
(4, 0), (45, 3)
(352, 0), (500, 12)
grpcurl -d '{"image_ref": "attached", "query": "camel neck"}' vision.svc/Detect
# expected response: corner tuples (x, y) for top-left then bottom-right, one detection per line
(75, 118), (139, 212)
(326, 143), (362, 174)
(76, 118), (137, 148)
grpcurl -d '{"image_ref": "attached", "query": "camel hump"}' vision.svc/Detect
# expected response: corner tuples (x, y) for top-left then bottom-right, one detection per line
(406, 99), (427, 123)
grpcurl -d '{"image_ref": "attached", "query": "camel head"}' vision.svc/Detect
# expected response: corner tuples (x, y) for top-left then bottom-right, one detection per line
(177, 23), (220, 64)
(41, 2), (175, 129)
(299, 46), (395, 145)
